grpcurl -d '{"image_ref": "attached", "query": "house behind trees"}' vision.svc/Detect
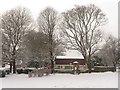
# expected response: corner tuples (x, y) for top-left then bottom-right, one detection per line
(54, 50), (88, 73)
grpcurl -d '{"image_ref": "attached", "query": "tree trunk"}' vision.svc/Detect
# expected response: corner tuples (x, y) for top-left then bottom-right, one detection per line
(87, 59), (92, 73)
(12, 47), (16, 74)
(113, 62), (116, 72)
(49, 34), (54, 73)
(50, 51), (54, 73)
(13, 59), (16, 74)
(51, 59), (54, 73)
(85, 56), (92, 73)
(10, 61), (12, 73)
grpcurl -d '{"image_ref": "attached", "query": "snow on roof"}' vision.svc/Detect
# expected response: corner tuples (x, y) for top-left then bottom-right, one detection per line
(56, 56), (84, 59)
(56, 50), (84, 59)
(73, 61), (79, 63)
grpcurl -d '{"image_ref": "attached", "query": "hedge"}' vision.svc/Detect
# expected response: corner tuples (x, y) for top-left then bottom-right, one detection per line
(0, 70), (6, 77)
(93, 66), (115, 72)
(16, 68), (35, 74)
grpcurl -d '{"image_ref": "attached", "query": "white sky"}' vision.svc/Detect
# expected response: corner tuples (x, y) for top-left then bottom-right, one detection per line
(0, 0), (118, 37)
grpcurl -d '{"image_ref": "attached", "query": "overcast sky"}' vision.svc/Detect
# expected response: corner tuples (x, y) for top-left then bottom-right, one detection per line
(0, 0), (118, 37)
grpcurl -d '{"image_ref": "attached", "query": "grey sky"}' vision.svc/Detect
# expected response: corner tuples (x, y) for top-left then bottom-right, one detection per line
(0, 0), (118, 37)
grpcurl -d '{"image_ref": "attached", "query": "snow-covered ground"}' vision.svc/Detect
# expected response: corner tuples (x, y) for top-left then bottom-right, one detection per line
(1, 72), (118, 88)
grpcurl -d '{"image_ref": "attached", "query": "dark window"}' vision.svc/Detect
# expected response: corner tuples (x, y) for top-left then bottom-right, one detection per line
(65, 66), (71, 69)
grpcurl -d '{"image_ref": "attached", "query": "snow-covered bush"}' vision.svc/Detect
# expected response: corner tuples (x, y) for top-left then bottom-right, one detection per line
(27, 60), (39, 68)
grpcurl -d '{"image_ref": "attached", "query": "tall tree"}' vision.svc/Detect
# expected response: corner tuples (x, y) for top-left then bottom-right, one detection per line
(2, 32), (10, 66)
(0, 15), (2, 66)
(62, 4), (107, 73)
(118, 38), (120, 65)
(1, 7), (33, 73)
(37, 7), (58, 73)
(22, 29), (65, 68)
(98, 35), (118, 71)
(23, 30), (50, 64)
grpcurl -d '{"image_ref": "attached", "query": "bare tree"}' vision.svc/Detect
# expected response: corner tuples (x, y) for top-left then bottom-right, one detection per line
(0, 15), (2, 66)
(100, 35), (118, 71)
(2, 32), (10, 66)
(37, 7), (58, 73)
(1, 7), (33, 73)
(118, 39), (120, 65)
(62, 4), (107, 73)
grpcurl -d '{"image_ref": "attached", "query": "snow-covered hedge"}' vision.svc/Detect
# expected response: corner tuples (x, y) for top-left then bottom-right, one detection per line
(93, 66), (115, 72)
(16, 68), (35, 74)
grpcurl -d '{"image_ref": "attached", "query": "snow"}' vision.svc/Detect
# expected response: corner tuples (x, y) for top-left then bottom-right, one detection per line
(0, 67), (9, 71)
(0, 68), (6, 71)
(56, 56), (84, 59)
(1, 72), (118, 88)
(73, 61), (79, 63)
(56, 50), (84, 59)
(0, 65), (10, 70)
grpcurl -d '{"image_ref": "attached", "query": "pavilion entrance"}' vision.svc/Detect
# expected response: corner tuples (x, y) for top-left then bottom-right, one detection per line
(73, 61), (79, 74)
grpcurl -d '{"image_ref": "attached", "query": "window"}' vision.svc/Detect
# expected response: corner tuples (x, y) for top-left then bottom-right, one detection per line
(55, 66), (61, 69)
(57, 66), (61, 69)
(64, 66), (71, 69)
